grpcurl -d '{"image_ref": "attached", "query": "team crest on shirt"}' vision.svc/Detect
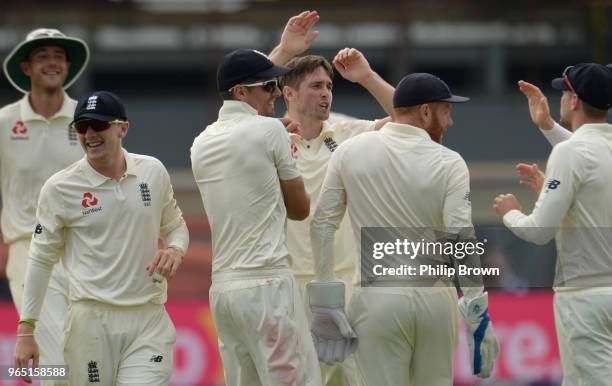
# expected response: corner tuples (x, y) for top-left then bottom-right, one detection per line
(81, 192), (102, 216)
(323, 134), (338, 152)
(139, 182), (152, 207)
(10, 120), (29, 140)
(68, 126), (78, 145)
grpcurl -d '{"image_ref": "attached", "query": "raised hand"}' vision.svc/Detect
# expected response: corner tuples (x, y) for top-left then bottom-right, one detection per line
(516, 162), (544, 196)
(518, 80), (554, 129)
(333, 48), (372, 84)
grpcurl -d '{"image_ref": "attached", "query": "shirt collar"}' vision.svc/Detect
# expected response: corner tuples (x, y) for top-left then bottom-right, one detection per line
(80, 148), (138, 187)
(573, 123), (612, 139)
(20, 92), (74, 122)
(289, 120), (333, 141)
(218, 100), (259, 120)
(381, 121), (432, 140)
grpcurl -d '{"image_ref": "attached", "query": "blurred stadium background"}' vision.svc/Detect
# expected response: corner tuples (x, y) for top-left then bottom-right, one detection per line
(0, 0), (610, 385)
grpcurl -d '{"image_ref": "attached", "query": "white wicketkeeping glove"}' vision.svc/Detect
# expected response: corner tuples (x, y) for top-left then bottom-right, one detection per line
(458, 292), (500, 378)
(306, 280), (358, 365)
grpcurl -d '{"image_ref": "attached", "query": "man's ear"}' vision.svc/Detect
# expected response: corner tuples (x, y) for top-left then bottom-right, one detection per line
(120, 121), (130, 138)
(20, 61), (32, 77)
(570, 93), (580, 111)
(283, 85), (296, 101)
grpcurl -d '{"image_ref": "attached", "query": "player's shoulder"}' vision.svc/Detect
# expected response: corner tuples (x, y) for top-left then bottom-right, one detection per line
(0, 98), (22, 120)
(43, 161), (82, 189)
(128, 152), (167, 171)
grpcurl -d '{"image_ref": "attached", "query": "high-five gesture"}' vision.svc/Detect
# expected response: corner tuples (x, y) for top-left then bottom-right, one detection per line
(333, 48), (372, 84)
(518, 80), (554, 130)
(269, 10), (320, 65)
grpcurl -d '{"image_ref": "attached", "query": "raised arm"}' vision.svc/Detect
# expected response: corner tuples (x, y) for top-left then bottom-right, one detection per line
(333, 48), (394, 117)
(269, 10), (320, 65)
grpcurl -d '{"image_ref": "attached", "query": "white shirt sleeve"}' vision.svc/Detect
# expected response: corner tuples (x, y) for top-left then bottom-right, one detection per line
(540, 122), (572, 146)
(443, 155), (473, 231)
(270, 122), (300, 181)
(310, 147), (347, 282)
(503, 141), (581, 245)
(159, 165), (189, 254)
(21, 181), (65, 320)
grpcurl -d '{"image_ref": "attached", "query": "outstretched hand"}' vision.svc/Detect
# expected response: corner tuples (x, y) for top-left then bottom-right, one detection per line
(518, 80), (554, 130)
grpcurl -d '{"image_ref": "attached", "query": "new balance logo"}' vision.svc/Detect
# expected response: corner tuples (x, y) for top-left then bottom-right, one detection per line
(150, 355), (163, 363)
(139, 182), (151, 207)
(546, 179), (561, 190)
(34, 224), (43, 235)
(88, 360), (100, 383)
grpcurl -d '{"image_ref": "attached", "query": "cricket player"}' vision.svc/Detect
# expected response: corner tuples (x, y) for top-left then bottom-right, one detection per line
(494, 63), (612, 386)
(190, 48), (321, 386)
(14, 90), (189, 385)
(311, 73), (500, 385)
(1, 28), (89, 383)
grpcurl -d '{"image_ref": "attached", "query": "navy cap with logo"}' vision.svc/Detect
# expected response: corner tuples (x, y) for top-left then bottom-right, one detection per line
(551, 63), (612, 110)
(71, 91), (127, 126)
(217, 49), (291, 92)
(393, 73), (469, 108)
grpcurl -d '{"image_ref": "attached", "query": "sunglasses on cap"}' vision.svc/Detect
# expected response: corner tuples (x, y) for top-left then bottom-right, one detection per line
(229, 79), (279, 93)
(71, 119), (124, 134)
(562, 66), (576, 94)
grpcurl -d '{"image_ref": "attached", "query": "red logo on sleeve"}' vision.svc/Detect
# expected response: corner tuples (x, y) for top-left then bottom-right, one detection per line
(81, 192), (99, 208)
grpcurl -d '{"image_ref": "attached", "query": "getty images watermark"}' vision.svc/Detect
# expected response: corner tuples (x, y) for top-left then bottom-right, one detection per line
(361, 227), (499, 287)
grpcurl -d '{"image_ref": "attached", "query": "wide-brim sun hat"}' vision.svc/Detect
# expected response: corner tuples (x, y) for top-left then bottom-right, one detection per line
(3, 28), (90, 94)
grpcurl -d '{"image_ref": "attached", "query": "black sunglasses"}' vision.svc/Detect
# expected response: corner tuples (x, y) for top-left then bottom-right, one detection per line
(71, 119), (124, 134)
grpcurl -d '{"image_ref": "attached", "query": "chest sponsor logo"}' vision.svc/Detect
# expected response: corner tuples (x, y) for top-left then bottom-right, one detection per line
(81, 191), (102, 215)
(323, 134), (338, 152)
(139, 182), (152, 207)
(10, 120), (29, 140)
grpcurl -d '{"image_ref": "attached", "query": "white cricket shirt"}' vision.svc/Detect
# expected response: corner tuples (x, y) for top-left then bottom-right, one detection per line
(311, 122), (473, 283)
(0, 93), (83, 244)
(21, 150), (189, 320)
(504, 123), (612, 289)
(191, 101), (300, 275)
(286, 119), (375, 276)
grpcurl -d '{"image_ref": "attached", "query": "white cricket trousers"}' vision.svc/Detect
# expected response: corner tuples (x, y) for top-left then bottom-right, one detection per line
(210, 268), (322, 386)
(63, 300), (176, 386)
(6, 239), (69, 386)
(554, 288), (612, 386)
(295, 268), (358, 386)
(348, 286), (459, 386)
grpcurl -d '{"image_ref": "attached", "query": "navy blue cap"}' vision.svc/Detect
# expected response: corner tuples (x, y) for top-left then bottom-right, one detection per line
(71, 91), (127, 125)
(393, 73), (469, 108)
(217, 49), (291, 92)
(551, 63), (612, 110)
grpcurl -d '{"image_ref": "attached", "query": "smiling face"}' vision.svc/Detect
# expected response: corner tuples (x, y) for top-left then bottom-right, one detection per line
(242, 80), (282, 117)
(78, 120), (129, 166)
(20, 45), (70, 92)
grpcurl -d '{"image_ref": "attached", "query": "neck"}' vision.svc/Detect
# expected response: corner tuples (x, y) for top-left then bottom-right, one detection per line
(571, 115), (608, 132)
(288, 108), (324, 140)
(28, 87), (65, 119)
(87, 150), (127, 181)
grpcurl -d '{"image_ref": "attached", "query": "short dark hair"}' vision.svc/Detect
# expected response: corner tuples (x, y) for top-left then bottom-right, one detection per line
(280, 55), (333, 89)
(581, 99), (609, 119)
